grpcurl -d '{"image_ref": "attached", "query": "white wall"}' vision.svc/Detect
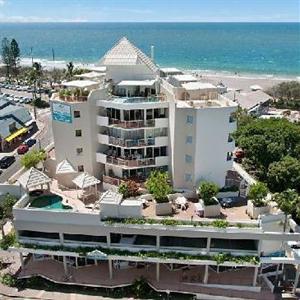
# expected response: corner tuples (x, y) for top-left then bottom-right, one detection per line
(172, 105), (236, 190)
(106, 65), (156, 82)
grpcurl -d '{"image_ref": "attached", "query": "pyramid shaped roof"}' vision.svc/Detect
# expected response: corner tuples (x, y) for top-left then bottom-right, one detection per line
(99, 37), (158, 73)
(18, 167), (51, 189)
(56, 159), (77, 174)
(72, 172), (100, 189)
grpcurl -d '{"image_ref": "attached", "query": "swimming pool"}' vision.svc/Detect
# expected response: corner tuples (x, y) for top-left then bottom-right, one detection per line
(29, 194), (72, 210)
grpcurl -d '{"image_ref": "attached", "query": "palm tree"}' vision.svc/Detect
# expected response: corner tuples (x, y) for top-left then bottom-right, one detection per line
(27, 62), (43, 100)
(272, 189), (300, 233)
(66, 61), (74, 80)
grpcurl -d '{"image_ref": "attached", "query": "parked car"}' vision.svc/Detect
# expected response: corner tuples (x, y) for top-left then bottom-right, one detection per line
(17, 144), (29, 155)
(0, 156), (16, 169)
(24, 138), (36, 147)
(219, 197), (238, 208)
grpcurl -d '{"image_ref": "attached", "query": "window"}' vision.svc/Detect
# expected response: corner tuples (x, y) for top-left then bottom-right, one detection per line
(186, 136), (193, 144)
(227, 152), (232, 161)
(185, 154), (192, 163)
(78, 165), (84, 172)
(185, 173), (192, 182)
(186, 115), (193, 124)
(76, 148), (83, 155)
(75, 129), (82, 137)
(74, 110), (80, 118)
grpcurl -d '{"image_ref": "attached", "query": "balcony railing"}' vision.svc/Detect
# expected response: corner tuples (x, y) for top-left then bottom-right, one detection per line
(108, 137), (155, 147)
(106, 156), (155, 167)
(103, 175), (145, 187)
(108, 118), (155, 129)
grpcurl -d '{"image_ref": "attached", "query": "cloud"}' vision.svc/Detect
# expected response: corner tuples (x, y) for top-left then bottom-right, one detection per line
(0, 0), (6, 6)
(0, 15), (88, 22)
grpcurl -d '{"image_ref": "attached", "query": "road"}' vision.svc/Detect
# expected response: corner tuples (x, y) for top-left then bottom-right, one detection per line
(0, 87), (49, 101)
(0, 109), (53, 183)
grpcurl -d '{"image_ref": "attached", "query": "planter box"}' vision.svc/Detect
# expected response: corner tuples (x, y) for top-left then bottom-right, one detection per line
(200, 197), (221, 217)
(155, 202), (172, 216)
(217, 191), (239, 198)
(247, 200), (269, 219)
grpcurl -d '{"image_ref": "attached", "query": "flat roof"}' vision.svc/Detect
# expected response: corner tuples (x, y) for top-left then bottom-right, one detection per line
(63, 80), (99, 89)
(182, 82), (216, 90)
(160, 67), (182, 73)
(74, 71), (105, 79)
(87, 66), (107, 72)
(173, 74), (198, 82)
(117, 80), (156, 87)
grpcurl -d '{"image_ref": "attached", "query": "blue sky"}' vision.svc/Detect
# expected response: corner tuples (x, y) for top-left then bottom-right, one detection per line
(0, 0), (299, 22)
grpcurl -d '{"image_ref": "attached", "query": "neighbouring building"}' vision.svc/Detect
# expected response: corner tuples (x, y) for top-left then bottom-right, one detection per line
(0, 98), (34, 151)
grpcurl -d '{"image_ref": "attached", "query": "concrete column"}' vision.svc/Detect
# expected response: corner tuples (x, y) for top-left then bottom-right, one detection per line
(156, 235), (160, 251)
(253, 266), (259, 286)
(107, 234), (111, 247)
(203, 265), (209, 284)
(19, 252), (24, 269)
(75, 257), (78, 268)
(108, 259), (113, 280)
(59, 233), (64, 245)
(156, 263), (160, 282)
(63, 256), (68, 276)
(206, 237), (211, 254)
(257, 239), (262, 256)
(94, 259), (98, 266)
(293, 265), (300, 294)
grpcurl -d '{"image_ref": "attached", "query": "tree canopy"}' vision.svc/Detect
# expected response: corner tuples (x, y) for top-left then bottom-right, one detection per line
(234, 118), (300, 192)
(248, 182), (269, 207)
(267, 81), (300, 110)
(145, 171), (171, 203)
(20, 149), (46, 169)
(198, 181), (219, 206)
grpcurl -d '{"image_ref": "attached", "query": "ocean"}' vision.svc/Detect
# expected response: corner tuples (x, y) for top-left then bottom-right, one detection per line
(0, 22), (299, 76)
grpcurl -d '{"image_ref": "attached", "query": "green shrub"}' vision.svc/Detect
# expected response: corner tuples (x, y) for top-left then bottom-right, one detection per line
(145, 171), (171, 203)
(198, 181), (219, 206)
(248, 182), (269, 207)
(0, 274), (16, 287)
(0, 231), (17, 250)
(211, 219), (229, 228)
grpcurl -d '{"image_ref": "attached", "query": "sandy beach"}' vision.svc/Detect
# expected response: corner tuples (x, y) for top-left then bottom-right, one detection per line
(191, 70), (300, 92)
(20, 58), (300, 92)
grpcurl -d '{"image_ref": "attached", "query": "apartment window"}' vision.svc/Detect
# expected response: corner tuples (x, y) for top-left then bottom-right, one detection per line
(75, 129), (82, 137)
(78, 165), (84, 172)
(76, 148), (83, 155)
(185, 154), (192, 163)
(74, 110), (81, 118)
(185, 173), (192, 182)
(186, 115), (193, 124)
(186, 136), (193, 144)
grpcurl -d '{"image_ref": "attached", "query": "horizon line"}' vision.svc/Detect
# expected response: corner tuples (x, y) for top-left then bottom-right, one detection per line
(0, 21), (299, 24)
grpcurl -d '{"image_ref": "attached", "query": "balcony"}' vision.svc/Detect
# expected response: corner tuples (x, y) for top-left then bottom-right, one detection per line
(98, 133), (109, 144)
(97, 116), (109, 126)
(108, 118), (155, 129)
(108, 136), (155, 148)
(106, 156), (156, 168)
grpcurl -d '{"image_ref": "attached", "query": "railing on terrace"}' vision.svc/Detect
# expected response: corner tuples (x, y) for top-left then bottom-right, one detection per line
(106, 155), (156, 167)
(109, 95), (165, 103)
(103, 175), (145, 186)
(53, 93), (88, 102)
(108, 136), (155, 147)
(108, 118), (155, 129)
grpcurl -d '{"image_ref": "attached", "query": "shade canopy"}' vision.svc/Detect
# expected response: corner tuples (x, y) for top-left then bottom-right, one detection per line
(63, 80), (99, 89)
(117, 79), (156, 87)
(74, 71), (105, 79)
(72, 172), (100, 189)
(18, 167), (51, 190)
(56, 159), (76, 174)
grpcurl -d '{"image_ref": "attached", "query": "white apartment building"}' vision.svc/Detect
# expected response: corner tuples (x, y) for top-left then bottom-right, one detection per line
(51, 37), (237, 191)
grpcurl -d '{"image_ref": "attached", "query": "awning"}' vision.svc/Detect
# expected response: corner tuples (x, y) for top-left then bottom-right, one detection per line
(5, 127), (28, 142)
